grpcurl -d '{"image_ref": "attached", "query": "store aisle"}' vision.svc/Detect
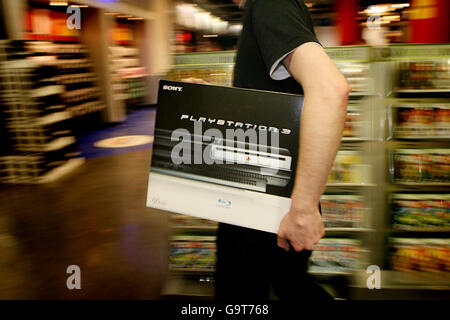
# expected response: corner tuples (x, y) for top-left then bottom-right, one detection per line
(78, 108), (156, 159)
(0, 149), (169, 299)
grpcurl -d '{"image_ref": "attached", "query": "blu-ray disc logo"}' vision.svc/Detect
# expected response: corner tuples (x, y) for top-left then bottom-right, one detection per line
(216, 198), (232, 209)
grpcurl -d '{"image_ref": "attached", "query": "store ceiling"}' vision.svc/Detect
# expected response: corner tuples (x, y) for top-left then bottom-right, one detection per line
(184, 0), (243, 23)
(180, 0), (409, 25)
(184, 0), (337, 24)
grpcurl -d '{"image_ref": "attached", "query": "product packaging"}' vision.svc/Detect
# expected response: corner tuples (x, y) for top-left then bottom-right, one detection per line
(146, 80), (304, 233)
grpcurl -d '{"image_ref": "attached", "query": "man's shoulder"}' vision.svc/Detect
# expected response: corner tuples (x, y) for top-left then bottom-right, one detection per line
(252, 0), (302, 9)
(250, 0), (304, 18)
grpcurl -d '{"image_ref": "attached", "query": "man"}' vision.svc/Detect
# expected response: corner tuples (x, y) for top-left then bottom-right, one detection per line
(214, 0), (349, 300)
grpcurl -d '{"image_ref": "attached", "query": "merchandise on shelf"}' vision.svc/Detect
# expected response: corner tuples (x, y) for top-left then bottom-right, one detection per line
(390, 238), (450, 273)
(0, 145), (81, 183)
(391, 194), (450, 231)
(110, 45), (148, 107)
(0, 41), (83, 184)
(167, 66), (234, 87)
(169, 235), (216, 271)
(328, 151), (368, 184)
(392, 149), (450, 184)
(168, 51), (236, 87)
(321, 195), (365, 228)
(335, 62), (370, 93)
(393, 103), (450, 138)
(170, 214), (218, 228)
(396, 60), (450, 91)
(25, 41), (105, 117)
(309, 238), (363, 273)
(344, 106), (363, 138)
(324, 46), (372, 95)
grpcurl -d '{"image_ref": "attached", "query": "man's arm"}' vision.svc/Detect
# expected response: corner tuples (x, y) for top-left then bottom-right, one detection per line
(277, 42), (349, 252)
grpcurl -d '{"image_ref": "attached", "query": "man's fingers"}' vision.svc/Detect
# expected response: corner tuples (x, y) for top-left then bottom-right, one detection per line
(277, 236), (290, 252)
(291, 242), (304, 252)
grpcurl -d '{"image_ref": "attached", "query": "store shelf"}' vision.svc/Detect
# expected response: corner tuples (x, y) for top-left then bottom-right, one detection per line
(29, 85), (64, 98)
(349, 91), (378, 97)
(2, 157), (86, 184)
(171, 225), (218, 232)
(341, 137), (372, 142)
(68, 101), (105, 117)
(43, 136), (76, 152)
(395, 89), (450, 94)
(394, 136), (450, 140)
(169, 268), (215, 275)
(35, 111), (71, 126)
(37, 158), (85, 184)
(325, 227), (375, 233)
(326, 183), (376, 187)
(308, 269), (353, 277)
(393, 182), (450, 187)
(161, 276), (214, 298)
(391, 227), (450, 233)
(381, 271), (450, 290)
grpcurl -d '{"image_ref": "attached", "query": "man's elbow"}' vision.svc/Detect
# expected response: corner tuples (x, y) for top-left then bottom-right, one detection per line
(306, 75), (350, 105)
(332, 77), (350, 105)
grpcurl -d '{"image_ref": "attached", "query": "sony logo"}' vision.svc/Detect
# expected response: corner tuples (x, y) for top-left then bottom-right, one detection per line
(163, 85), (183, 92)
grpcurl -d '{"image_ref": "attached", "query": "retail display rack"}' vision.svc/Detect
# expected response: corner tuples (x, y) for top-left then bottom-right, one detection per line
(25, 41), (105, 118)
(384, 44), (450, 290)
(0, 40), (86, 184)
(109, 45), (148, 111)
(167, 51), (235, 86)
(163, 51), (237, 298)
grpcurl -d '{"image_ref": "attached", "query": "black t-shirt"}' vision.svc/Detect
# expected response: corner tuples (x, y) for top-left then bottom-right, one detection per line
(233, 0), (320, 94)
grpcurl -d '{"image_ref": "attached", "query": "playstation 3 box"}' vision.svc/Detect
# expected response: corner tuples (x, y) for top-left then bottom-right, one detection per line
(146, 80), (303, 233)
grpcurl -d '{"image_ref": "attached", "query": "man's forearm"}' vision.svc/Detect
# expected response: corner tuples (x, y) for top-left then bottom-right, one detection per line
(283, 43), (349, 213)
(290, 91), (348, 211)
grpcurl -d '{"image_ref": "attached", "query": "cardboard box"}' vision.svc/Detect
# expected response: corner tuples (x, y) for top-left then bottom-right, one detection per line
(146, 80), (303, 233)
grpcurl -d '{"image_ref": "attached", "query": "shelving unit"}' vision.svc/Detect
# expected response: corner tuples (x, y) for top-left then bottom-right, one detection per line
(110, 45), (148, 111)
(0, 40), (84, 184)
(384, 44), (450, 286)
(25, 41), (105, 119)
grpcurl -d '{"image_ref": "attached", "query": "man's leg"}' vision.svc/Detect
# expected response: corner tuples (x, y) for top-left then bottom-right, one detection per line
(271, 203), (333, 301)
(270, 244), (333, 301)
(215, 223), (272, 300)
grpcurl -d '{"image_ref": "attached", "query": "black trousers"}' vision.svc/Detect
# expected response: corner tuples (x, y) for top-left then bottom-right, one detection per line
(215, 223), (333, 301)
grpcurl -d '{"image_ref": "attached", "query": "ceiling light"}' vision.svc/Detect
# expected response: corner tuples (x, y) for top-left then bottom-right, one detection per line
(49, 1), (68, 5)
(391, 3), (410, 8)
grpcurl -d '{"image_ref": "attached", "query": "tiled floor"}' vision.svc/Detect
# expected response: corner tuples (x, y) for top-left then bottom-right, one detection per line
(0, 149), (169, 299)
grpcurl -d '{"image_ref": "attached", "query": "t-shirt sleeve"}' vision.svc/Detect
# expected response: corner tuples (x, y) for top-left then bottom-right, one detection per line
(252, 0), (321, 80)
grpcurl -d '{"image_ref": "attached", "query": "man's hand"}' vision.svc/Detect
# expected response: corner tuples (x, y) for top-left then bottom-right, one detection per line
(277, 201), (325, 252)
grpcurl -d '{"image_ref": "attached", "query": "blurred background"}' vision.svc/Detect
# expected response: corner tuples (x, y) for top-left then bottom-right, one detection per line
(0, 0), (449, 300)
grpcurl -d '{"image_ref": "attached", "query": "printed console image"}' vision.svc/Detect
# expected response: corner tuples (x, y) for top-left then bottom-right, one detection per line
(151, 128), (292, 193)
